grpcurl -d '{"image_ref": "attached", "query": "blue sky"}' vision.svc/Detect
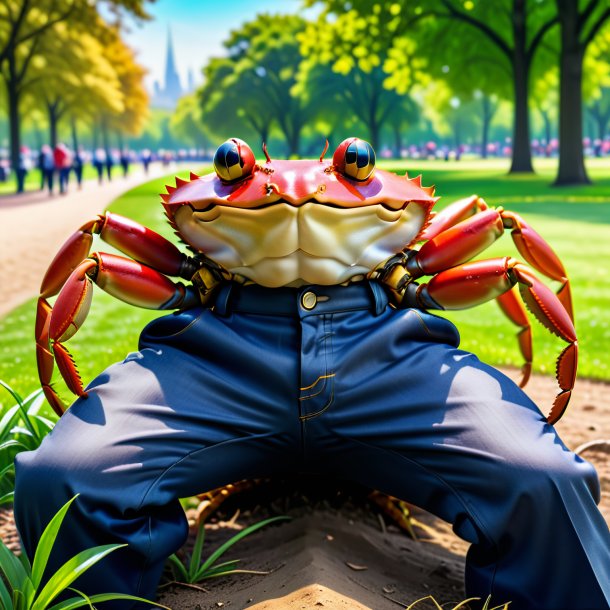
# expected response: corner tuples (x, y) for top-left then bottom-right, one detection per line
(124, 0), (313, 92)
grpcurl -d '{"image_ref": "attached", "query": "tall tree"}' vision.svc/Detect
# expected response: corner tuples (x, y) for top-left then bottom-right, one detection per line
(0, 0), (152, 190)
(199, 56), (275, 146)
(24, 20), (123, 147)
(298, 8), (423, 150)
(554, 1), (610, 183)
(308, 0), (558, 173)
(224, 14), (318, 157)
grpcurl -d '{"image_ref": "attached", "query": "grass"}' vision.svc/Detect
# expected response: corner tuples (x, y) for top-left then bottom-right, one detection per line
(166, 515), (290, 585)
(0, 158), (609, 416)
(0, 494), (167, 609)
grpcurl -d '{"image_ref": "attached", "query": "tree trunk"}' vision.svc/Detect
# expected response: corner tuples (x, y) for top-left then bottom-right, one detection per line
(48, 107), (58, 149)
(554, 0), (589, 185)
(7, 79), (21, 188)
(510, 0), (534, 173)
(368, 118), (380, 151)
(7, 52), (22, 191)
(393, 126), (402, 158)
(71, 117), (79, 151)
(481, 97), (491, 159)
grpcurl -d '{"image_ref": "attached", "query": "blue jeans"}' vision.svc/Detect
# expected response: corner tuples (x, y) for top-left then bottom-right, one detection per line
(15, 282), (610, 609)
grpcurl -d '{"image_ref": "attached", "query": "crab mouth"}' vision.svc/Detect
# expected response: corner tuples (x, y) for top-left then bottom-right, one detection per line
(172, 199), (427, 287)
(184, 199), (408, 224)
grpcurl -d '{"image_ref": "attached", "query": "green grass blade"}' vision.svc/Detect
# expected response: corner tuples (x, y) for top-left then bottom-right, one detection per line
(0, 439), (27, 452)
(47, 592), (170, 610)
(188, 523), (206, 581)
(198, 516), (290, 575)
(0, 540), (30, 589)
(194, 559), (241, 581)
(24, 390), (45, 416)
(0, 380), (24, 406)
(0, 492), (15, 506)
(32, 544), (127, 610)
(0, 405), (21, 443)
(0, 462), (15, 479)
(167, 553), (189, 582)
(0, 381), (37, 440)
(30, 495), (80, 590)
(0, 571), (12, 610)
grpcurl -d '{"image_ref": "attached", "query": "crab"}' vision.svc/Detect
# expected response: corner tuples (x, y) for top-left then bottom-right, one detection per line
(35, 137), (576, 425)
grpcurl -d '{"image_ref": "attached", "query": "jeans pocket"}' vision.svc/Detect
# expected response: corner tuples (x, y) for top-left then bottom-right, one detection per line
(140, 308), (203, 341)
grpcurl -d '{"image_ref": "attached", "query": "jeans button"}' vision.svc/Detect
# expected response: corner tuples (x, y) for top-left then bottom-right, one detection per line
(301, 291), (317, 310)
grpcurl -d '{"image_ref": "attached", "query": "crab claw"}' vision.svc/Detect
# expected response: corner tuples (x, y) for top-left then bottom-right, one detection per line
(511, 262), (577, 424)
(421, 257), (577, 423)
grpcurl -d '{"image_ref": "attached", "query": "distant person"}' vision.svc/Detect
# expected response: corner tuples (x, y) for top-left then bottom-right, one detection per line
(141, 148), (152, 174)
(40, 145), (54, 195)
(16, 145), (31, 193)
(54, 143), (72, 195)
(93, 148), (106, 184)
(120, 148), (130, 177)
(105, 149), (115, 181)
(73, 147), (85, 189)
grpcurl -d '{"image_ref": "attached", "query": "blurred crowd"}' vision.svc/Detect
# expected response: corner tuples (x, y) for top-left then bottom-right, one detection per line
(0, 145), (209, 195)
(1, 139), (609, 194)
(379, 137), (610, 161)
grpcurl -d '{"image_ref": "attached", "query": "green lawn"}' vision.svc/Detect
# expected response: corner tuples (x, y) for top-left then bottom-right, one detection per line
(1, 158), (609, 414)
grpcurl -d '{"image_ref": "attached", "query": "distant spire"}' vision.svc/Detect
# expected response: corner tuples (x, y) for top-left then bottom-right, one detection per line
(164, 25), (182, 98)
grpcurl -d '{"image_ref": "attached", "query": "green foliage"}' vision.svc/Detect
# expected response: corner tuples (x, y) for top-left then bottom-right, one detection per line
(199, 14), (316, 156)
(167, 516), (291, 583)
(0, 381), (55, 505)
(0, 495), (167, 610)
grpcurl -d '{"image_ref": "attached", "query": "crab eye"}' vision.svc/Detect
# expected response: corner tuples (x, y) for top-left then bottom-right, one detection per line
(213, 138), (256, 182)
(333, 137), (376, 181)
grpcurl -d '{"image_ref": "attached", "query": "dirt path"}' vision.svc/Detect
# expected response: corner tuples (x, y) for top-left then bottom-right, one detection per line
(0, 162), (191, 317)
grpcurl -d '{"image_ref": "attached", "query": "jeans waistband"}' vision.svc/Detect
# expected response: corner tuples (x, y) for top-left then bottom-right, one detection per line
(213, 281), (389, 317)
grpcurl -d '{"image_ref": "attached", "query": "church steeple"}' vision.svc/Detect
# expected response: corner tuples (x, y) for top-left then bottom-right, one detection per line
(163, 25), (182, 100)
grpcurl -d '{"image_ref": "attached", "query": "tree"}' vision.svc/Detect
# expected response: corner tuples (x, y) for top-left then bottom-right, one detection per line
(308, 0), (559, 173)
(100, 24), (149, 146)
(222, 14), (317, 156)
(553, 2), (610, 183)
(298, 8), (423, 150)
(170, 93), (211, 149)
(588, 87), (610, 141)
(24, 19), (123, 148)
(199, 56), (276, 147)
(0, 0), (151, 190)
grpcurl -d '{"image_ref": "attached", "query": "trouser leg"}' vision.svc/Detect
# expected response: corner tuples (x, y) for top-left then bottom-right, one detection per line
(15, 308), (301, 606)
(303, 307), (610, 610)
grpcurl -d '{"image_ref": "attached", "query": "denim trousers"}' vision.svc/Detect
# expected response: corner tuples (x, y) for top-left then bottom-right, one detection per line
(15, 282), (610, 609)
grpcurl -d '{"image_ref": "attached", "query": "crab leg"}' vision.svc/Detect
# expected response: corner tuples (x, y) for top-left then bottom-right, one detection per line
(416, 257), (576, 424)
(501, 211), (573, 320)
(41, 212), (191, 300)
(37, 252), (198, 415)
(416, 202), (573, 320)
(420, 195), (488, 241)
(497, 287), (533, 387)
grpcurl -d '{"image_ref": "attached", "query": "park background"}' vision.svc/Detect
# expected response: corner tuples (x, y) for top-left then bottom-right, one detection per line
(0, 1), (609, 609)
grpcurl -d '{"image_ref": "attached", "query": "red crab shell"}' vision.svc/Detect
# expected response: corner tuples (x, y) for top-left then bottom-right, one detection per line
(161, 159), (438, 244)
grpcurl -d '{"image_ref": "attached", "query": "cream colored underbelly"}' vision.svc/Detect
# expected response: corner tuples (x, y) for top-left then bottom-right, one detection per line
(174, 202), (425, 287)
